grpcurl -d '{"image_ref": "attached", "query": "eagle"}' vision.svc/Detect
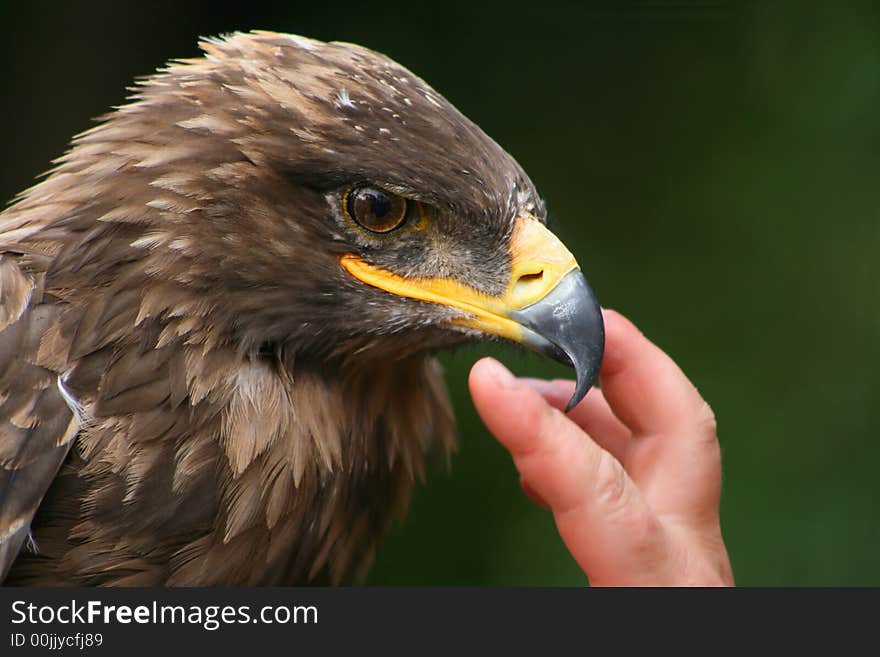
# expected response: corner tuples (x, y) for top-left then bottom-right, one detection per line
(0, 31), (603, 585)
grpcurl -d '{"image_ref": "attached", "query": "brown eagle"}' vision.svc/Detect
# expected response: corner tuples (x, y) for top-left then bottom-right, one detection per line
(0, 31), (603, 585)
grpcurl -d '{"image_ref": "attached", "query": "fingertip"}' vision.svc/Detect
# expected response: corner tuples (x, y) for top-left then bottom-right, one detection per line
(601, 307), (636, 330)
(601, 308), (643, 334)
(468, 357), (524, 416)
(468, 356), (497, 383)
(599, 308), (645, 377)
(468, 361), (557, 457)
(469, 357), (515, 392)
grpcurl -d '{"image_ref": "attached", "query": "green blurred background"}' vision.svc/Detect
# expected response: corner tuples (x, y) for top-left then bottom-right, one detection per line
(1, 1), (877, 585)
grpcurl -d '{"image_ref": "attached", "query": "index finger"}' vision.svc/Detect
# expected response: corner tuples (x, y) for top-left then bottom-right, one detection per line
(598, 310), (722, 525)
(599, 309), (716, 439)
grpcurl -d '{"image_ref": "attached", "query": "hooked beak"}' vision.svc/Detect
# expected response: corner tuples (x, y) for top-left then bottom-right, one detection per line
(508, 268), (604, 411)
(340, 215), (604, 411)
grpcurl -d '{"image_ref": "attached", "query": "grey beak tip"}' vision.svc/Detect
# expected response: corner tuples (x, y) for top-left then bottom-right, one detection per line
(565, 318), (605, 412)
(565, 381), (588, 413)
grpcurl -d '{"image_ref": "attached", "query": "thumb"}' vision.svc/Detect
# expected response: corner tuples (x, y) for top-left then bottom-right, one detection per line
(469, 357), (671, 585)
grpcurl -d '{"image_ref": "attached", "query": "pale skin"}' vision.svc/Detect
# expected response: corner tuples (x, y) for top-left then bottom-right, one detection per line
(469, 309), (734, 586)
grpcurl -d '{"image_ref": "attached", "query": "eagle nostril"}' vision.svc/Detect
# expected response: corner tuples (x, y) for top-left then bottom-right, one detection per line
(512, 270), (544, 299)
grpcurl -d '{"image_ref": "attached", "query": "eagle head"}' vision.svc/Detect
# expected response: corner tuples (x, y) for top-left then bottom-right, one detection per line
(69, 31), (604, 407)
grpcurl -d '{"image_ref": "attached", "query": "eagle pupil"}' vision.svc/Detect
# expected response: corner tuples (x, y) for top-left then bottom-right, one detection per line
(369, 191), (390, 219)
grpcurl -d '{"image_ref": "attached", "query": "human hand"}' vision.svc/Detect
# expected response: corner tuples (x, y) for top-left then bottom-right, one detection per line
(468, 309), (734, 586)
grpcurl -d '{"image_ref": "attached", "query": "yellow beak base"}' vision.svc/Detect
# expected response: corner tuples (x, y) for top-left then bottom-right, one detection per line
(339, 215), (579, 343)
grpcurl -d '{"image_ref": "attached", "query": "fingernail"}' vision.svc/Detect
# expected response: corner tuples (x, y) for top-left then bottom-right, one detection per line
(482, 358), (516, 389)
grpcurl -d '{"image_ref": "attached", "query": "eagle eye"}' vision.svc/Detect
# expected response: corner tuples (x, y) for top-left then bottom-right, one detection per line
(345, 186), (408, 233)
